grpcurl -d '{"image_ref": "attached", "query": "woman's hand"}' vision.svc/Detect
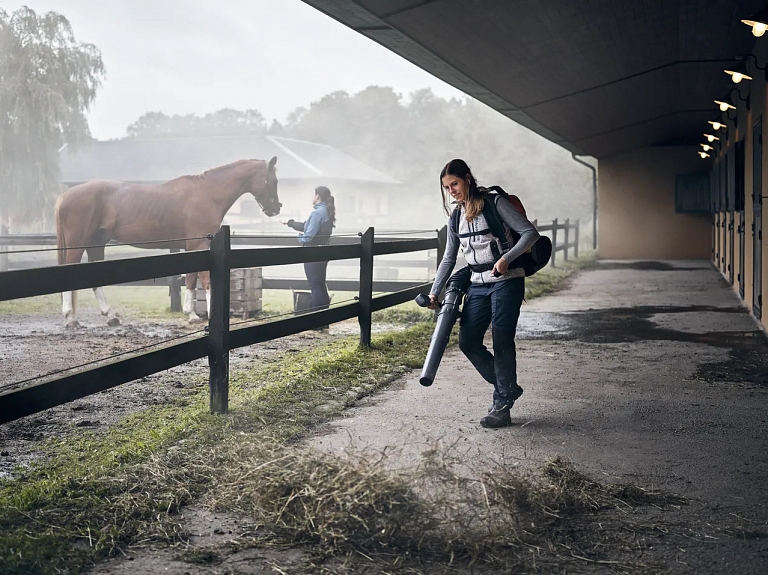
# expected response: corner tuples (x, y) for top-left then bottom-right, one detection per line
(492, 257), (510, 277)
(428, 294), (440, 310)
(279, 219), (288, 225)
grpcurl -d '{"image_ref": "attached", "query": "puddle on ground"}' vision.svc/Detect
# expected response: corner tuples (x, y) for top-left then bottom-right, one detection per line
(516, 305), (768, 386)
(595, 261), (712, 271)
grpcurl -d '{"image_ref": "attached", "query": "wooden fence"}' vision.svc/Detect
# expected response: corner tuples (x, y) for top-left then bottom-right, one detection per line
(533, 218), (580, 266)
(0, 217), (581, 425)
(0, 226), (445, 425)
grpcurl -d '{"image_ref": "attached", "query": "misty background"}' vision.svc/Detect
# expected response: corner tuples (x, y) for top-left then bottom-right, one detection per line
(0, 0), (596, 239)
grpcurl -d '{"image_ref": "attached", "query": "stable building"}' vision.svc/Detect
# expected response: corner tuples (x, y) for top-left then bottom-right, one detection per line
(300, 0), (768, 331)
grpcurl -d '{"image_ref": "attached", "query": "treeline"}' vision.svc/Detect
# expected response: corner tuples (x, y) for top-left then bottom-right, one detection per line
(126, 87), (595, 232)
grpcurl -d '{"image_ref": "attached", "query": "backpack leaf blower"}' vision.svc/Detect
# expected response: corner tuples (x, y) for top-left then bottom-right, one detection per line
(415, 266), (471, 386)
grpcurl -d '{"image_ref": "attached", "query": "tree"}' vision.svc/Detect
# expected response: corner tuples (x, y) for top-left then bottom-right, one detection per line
(126, 108), (267, 138)
(279, 85), (595, 229)
(0, 7), (104, 229)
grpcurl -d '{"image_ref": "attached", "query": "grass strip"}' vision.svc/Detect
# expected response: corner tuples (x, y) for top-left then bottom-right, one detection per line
(0, 324), (433, 574)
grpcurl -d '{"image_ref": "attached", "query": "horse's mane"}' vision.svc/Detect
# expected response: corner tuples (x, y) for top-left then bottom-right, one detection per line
(201, 159), (256, 178)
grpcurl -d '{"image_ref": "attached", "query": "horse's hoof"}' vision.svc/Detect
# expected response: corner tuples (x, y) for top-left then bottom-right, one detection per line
(188, 315), (203, 324)
(107, 317), (121, 327)
(65, 320), (81, 329)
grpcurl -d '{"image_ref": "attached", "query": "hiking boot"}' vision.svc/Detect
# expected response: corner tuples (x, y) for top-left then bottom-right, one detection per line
(488, 386), (523, 413)
(480, 405), (511, 428)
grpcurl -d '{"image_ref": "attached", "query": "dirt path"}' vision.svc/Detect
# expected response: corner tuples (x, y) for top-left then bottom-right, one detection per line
(303, 260), (768, 573)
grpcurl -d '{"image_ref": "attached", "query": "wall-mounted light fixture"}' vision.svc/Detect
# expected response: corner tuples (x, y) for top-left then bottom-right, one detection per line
(742, 8), (768, 37)
(699, 151), (710, 158)
(708, 120), (727, 131)
(703, 134), (720, 143)
(724, 65), (753, 83)
(715, 99), (736, 111)
(700, 143), (714, 152)
(740, 53), (768, 82)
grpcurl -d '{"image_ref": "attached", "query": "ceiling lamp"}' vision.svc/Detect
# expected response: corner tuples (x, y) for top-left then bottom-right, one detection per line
(703, 133), (720, 142)
(699, 151), (710, 158)
(715, 100), (736, 111)
(708, 121), (727, 130)
(724, 68), (753, 83)
(742, 14), (768, 37)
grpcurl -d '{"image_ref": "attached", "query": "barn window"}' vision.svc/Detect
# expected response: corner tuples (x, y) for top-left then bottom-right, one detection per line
(675, 170), (711, 214)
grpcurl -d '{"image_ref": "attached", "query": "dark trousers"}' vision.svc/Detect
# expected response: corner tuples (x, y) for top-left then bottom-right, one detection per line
(304, 261), (330, 310)
(458, 277), (525, 406)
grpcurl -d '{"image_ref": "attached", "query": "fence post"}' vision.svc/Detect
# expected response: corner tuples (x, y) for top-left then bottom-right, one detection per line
(359, 227), (374, 348)
(208, 226), (231, 414)
(436, 225), (447, 272)
(169, 247), (182, 312)
(550, 218), (558, 268)
(563, 218), (570, 262)
(574, 220), (579, 259)
(0, 224), (7, 272)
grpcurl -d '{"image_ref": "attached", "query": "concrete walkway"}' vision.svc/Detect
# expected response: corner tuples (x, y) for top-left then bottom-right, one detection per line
(309, 260), (768, 569)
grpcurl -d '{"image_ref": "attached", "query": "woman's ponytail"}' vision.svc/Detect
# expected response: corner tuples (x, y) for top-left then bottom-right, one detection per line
(315, 186), (336, 226)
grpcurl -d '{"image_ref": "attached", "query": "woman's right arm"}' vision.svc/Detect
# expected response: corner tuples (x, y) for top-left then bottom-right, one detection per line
(429, 218), (459, 298)
(286, 219), (305, 232)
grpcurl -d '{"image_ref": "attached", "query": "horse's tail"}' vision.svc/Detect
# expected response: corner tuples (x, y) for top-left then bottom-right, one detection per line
(54, 193), (66, 266)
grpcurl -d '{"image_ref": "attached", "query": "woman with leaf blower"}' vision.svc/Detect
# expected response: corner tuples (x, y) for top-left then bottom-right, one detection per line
(428, 159), (540, 428)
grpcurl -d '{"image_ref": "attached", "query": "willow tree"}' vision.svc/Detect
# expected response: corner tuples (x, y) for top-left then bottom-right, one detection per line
(0, 7), (104, 230)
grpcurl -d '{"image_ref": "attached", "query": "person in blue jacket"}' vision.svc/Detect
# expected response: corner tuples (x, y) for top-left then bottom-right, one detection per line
(282, 186), (336, 314)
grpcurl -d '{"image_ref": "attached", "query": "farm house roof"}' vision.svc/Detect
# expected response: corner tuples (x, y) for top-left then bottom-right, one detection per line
(59, 135), (401, 185)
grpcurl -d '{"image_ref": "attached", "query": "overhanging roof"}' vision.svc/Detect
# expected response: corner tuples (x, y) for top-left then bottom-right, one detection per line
(59, 135), (400, 185)
(302, 0), (763, 158)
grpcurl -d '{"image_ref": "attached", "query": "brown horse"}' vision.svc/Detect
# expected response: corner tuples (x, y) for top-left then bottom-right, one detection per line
(55, 156), (280, 327)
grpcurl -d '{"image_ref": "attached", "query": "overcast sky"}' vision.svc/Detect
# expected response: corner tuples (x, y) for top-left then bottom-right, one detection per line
(0, 0), (466, 140)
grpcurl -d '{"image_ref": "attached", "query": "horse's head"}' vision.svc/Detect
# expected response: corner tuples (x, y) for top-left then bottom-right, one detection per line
(253, 156), (281, 217)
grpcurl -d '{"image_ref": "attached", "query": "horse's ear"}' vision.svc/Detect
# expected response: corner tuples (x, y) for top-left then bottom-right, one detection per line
(268, 156), (277, 170)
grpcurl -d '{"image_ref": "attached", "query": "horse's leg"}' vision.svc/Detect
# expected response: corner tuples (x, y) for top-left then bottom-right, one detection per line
(86, 243), (120, 326)
(183, 272), (202, 323)
(62, 245), (86, 328)
(199, 270), (212, 318)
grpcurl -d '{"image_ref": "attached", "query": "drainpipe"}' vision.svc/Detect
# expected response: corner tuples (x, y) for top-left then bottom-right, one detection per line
(571, 153), (598, 250)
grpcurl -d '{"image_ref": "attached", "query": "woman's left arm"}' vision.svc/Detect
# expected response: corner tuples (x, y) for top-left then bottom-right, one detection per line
(496, 198), (540, 264)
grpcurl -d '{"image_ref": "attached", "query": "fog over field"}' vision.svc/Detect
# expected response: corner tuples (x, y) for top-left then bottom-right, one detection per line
(1, 0), (595, 238)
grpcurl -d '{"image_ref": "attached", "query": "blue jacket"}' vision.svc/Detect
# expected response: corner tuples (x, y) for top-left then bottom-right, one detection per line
(287, 202), (333, 246)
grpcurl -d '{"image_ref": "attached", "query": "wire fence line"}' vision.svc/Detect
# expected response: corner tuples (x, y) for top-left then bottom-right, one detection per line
(2, 235), (211, 256)
(1, 294), (368, 392)
(0, 327), (209, 393)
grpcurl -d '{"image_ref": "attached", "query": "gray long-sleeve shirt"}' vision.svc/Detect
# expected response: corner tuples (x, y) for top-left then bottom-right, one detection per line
(430, 197), (540, 296)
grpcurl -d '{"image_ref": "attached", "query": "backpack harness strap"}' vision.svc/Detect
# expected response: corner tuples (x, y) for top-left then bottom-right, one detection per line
(450, 189), (515, 273)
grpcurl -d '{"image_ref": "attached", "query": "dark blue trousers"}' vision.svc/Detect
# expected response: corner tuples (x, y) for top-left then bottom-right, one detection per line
(459, 277), (525, 405)
(304, 261), (330, 310)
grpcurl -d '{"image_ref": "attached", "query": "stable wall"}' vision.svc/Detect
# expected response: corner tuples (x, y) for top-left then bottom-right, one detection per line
(598, 147), (710, 259)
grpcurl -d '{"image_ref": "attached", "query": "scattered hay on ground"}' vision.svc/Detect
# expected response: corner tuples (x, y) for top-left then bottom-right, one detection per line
(187, 439), (698, 573)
